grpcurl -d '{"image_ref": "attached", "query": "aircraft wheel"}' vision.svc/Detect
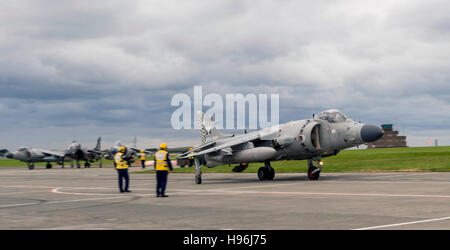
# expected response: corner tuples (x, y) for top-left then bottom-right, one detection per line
(267, 167), (275, 180)
(307, 166), (320, 180)
(258, 167), (268, 181)
(28, 164), (34, 170)
(46, 163), (52, 169)
(195, 173), (202, 184)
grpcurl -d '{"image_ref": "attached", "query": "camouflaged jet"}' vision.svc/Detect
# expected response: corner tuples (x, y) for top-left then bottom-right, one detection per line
(64, 137), (103, 168)
(178, 110), (383, 184)
(6, 147), (69, 170)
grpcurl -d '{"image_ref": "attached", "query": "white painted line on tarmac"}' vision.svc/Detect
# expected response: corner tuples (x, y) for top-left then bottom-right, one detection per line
(353, 216), (450, 230)
(0, 190), (50, 195)
(0, 185), (56, 189)
(0, 202), (41, 208)
(233, 190), (450, 199)
(0, 196), (129, 209)
(45, 196), (127, 205)
(167, 189), (450, 199)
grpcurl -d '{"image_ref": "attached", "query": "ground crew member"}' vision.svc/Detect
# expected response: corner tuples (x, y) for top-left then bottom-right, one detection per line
(188, 147), (194, 167)
(140, 150), (146, 168)
(115, 146), (132, 193)
(154, 143), (173, 197)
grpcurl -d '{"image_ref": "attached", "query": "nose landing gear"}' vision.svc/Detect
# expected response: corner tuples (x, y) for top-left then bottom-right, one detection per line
(27, 163), (35, 170)
(194, 157), (202, 184)
(307, 158), (323, 180)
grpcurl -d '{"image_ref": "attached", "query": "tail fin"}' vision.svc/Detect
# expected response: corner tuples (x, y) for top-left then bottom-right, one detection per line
(94, 137), (101, 151)
(196, 111), (232, 144)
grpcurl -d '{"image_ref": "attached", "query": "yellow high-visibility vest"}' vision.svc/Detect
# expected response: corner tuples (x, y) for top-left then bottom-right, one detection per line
(115, 152), (128, 169)
(155, 150), (169, 171)
(140, 152), (146, 161)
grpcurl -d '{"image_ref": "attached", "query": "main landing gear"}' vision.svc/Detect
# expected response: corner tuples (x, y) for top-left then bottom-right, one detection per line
(194, 157), (202, 184)
(257, 161), (275, 181)
(307, 157), (323, 180)
(46, 162), (53, 169)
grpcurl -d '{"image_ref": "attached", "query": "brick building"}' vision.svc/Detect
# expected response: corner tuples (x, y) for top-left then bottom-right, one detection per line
(367, 124), (407, 148)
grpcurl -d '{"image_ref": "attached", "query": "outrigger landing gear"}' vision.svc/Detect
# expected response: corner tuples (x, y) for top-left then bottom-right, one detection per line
(257, 161), (275, 181)
(307, 157), (323, 180)
(232, 163), (249, 173)
(194, 157), (202, 184)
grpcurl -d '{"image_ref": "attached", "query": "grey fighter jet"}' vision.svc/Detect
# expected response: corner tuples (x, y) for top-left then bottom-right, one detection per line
(64, 137), (103, 168)
(179, 110), (383, 184)
(6, 147), (68, 170)
(103, 140), (152, 161)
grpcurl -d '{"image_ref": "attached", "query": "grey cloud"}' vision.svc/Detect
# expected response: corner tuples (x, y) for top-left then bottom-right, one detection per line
(0, 0), (449, 149)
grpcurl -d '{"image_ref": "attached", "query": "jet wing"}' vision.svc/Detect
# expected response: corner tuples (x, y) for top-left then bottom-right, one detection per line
(39, 150), (65, 158)
(87, 149), (103, 155)
(180, 130), (278, 158)
(128, 147), (154, 155)
(177, 141), (216, 159)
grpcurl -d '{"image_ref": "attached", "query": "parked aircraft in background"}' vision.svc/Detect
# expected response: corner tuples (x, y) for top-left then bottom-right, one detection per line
(0, 149), (9, 158)
(103, 139), (152, 161)
(6, 147), (69, 170)
(64, 137), (103, 168)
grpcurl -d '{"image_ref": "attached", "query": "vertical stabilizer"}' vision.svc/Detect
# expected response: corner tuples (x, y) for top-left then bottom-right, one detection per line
(196, 111), (231, 144)
(94, 137), (101, 151)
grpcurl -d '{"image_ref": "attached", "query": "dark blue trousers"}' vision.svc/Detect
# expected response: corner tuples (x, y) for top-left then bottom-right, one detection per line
(156, 170), (168, 195)
(117, 169), (129, 192)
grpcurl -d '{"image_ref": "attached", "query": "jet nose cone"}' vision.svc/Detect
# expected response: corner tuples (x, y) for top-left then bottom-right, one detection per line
(6, 153), (13, 159)
(360, 124), (383, 143)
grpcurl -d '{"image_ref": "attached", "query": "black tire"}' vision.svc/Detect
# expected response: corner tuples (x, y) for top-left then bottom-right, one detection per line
(267, 167), (275, 180)
(307, 167), (320, 180)
(258, 167), (267, 181)
(46, 163), (52, 169)
(195, 174), (202, 184)
(28, 164), (34, 170)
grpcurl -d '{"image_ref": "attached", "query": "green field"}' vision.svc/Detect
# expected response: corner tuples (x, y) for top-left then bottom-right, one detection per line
(135, 146), (450, 174)
(2, 146), (449, 173)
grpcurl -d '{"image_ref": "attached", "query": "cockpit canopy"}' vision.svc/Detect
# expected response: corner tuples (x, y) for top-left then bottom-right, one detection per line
(67, 142), (81, 150)
(18, 146), (30, 151)
(315, 109), (352, 123)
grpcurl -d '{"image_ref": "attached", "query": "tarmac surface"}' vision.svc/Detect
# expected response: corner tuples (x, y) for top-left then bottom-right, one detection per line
(1, 166), (450, 230)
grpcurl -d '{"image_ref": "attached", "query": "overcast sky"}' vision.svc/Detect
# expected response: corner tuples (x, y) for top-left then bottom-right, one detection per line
(1, 0), (449, 150)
